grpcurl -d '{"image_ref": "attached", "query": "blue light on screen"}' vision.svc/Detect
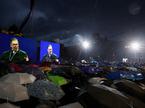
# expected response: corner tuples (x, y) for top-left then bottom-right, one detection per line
(40, 41), (60, 61)
(0, 33), (37, 62)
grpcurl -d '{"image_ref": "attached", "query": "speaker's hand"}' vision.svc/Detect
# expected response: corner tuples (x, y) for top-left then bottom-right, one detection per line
(25, 56), (29, 61)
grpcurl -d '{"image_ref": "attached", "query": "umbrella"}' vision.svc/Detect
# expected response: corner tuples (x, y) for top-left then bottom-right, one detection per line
(58, 102), (83, 108)
(22, 67), (46, 80)
(47, 73), (68, 86)
(0, 82), (29, 102)
(114, 79), (145, 101)
(27, 80), (65, 100)
(0, 73), (36, 84)
(87, 84), (130, 108)
(126, 67), (138, 71)
(52, 66), (82, 77)
(88, 77), (107, 85)
(0, 103), (20, 108)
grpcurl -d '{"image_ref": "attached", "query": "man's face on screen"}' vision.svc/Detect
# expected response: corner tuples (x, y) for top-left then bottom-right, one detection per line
(47, 46), (52, 54)
(10, 40), (19, 51)
(48, 48), (52, 54)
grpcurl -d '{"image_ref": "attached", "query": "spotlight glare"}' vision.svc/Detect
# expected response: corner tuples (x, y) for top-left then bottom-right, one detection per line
(130, 42), (140, 51)
(82, 41), (90, 49)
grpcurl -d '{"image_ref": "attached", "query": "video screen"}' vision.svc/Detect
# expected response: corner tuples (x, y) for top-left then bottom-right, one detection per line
(40, 41), (60, 61)
(0, 33), (37, 62)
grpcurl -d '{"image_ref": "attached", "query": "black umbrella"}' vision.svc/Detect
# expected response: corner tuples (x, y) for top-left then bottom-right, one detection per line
(87, 84), (130, 108)
(23, 66), (46, 80)
(27, 80), (65, 101)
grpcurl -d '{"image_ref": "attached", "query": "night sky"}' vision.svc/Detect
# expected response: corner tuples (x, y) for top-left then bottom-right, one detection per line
(0, 0), (145, 43)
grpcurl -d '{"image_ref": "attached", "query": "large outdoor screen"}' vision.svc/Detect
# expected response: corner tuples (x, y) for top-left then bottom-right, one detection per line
(40, 40), (60, 61)
(0, 33), (37, 62)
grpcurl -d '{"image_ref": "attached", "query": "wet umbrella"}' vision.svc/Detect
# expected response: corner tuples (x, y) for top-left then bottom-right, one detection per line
(52, 66), (82, 78)
(22, 67), (46, 80)
(0, 82), (29, 102)
(46, 73), (68, 86)
(114, 79), (145, 101)
(0, 103), (20, 108)
(27, 80), (65, 100)
(58, 102), (83, 108)
(0, 73), (36, 85)
(88, 77), (107, 85)
(87, 84), (131, 108)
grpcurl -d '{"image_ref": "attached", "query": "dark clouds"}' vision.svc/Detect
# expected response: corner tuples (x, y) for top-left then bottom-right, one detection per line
(0, 0), (29, 26)
(0, 0), (145, 42)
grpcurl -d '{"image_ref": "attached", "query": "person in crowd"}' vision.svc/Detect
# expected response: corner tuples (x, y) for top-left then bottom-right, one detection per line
(42, 44), (59, 63)
(0, 38), (29, 64)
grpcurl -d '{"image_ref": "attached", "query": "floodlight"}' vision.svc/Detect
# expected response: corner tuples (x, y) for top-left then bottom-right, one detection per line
(82, 41), (90, 49)
(130, 42), (140, 51)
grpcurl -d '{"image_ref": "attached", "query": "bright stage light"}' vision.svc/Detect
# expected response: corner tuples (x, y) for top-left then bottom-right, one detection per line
(130, 42), (140, 51)
(82, 41), (90, 49)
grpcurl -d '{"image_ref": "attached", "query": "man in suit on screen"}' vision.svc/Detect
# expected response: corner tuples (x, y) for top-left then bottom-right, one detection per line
(0, 38), (29, 64)
(42, 44), (59, 63)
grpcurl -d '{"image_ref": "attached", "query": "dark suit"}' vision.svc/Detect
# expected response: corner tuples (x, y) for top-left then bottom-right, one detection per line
(0, 50), (28, 64)
(42, 53), (58, 63)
